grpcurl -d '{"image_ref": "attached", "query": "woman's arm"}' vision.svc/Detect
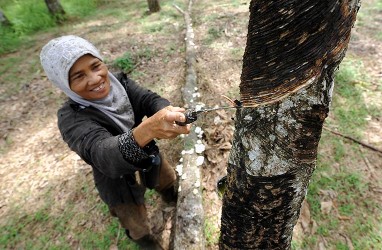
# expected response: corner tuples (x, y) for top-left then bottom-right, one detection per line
(132, 106), (189, 147)
(119, 74), (190, 147)
(58, 104), (144, 179)
(58, 102), (190, 179)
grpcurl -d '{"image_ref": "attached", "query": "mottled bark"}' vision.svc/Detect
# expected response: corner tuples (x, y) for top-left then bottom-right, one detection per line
(44, 0), (66, 23)
(147, 0), (161, 13)
(220, 0), (360, 249)
(0, 10), (11, 27)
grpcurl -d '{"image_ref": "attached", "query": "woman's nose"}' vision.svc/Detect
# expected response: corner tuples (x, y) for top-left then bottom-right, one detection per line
(88, 73), (100, 85)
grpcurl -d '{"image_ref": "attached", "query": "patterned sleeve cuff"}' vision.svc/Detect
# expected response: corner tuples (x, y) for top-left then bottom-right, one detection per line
(118, 130), (151, 164)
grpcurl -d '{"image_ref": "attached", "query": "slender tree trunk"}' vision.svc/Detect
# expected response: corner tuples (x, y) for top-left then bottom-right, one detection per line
(147, 0), (161, 13)
(0, 9), (11, 27)
(219, 1), (361, 249)
(44, 0), (66, 23)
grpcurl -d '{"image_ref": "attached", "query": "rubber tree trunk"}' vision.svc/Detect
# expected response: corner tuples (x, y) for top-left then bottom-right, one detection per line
(44, 0), (66, 23)
(0, 10), (11, 27)
(219, 1), (361, 249)
(147, 0), (161, 13)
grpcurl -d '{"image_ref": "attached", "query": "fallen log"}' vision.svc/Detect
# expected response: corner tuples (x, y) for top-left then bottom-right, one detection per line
(173, 0), (206, 249)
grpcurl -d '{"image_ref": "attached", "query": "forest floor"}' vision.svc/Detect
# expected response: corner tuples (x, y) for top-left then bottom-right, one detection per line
(0, 0), (381, 249)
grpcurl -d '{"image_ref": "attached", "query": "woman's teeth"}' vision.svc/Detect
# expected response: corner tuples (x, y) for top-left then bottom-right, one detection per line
(92, 83), (105, 92)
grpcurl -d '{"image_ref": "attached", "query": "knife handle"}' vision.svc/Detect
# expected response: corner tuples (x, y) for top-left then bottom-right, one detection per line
(175, 110), (198, 126)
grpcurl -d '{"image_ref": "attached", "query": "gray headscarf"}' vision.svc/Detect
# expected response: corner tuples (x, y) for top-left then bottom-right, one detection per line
(40, 35), (135, 132)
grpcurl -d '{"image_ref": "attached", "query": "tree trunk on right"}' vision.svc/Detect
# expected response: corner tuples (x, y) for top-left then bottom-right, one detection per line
(44, 0), (66, 23)
(219, 1), (361, 249)
(147, 0), (161, 13)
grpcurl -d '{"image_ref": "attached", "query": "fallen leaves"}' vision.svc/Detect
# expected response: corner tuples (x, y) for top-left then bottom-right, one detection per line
(297, 199), (317, 235)
(320, 200), (334, 215)
(203, 110), (233, 175)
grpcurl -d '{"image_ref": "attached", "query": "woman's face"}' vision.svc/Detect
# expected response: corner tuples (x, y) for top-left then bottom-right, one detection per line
(69, 54), (111, 100)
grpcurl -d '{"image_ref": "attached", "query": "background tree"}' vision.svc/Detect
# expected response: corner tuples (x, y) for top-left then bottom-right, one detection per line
(219, 0), (361, 249)
(147, 0), (160, 13)
(44, 0), (66, 23)
(0, 9), (11, 26)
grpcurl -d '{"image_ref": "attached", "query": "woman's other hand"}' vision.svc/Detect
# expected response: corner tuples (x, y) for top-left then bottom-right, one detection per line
(133, 106), (191, 147)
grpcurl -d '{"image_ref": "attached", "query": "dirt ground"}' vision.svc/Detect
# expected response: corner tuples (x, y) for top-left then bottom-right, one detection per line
(0, 0), (381, 249)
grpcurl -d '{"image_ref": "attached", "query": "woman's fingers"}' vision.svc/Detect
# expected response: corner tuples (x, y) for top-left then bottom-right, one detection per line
(143, 106), (191, 140)
(164, 110), (186, 123)
(165, 106), (185, 113)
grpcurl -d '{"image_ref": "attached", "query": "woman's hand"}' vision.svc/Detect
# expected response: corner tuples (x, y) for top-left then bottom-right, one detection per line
(132, 106), (191, 147)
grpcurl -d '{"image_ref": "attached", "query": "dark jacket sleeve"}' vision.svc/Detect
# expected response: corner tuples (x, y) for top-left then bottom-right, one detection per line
(58, 104), (142, 179)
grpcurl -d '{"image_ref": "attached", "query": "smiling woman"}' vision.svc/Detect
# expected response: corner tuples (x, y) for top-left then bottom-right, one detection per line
(39, 35), (191, 249)
(69, 54), (111, 100)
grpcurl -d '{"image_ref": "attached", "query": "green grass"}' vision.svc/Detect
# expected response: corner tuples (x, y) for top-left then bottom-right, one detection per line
(1, 1), (55, 35)
(0, 0), (100, 54)
(6, 208), (136, 249)
(137, 0), (184, 34)
(112, 48), (155, 74)
(61, 0), (98, 17)
(1, 93), (149, 248)
(0, 178), (139, 249)
(204, 217), (220, 247)
(231, 47), (244, 61)
(330, 58), (381, 137)
(354, 0), (382, 41)
(113, 52), (136, 73)
(144, 189), (157, 206)
(204, 27), (224, 44)
(298, 159), (382, 249)
(0, 56), (34, 101)
(145, 22), (165, 33)
(377, 31), (382, 41)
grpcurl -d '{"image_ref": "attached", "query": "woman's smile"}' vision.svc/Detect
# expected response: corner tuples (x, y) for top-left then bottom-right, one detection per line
(91, 82), (106, 92)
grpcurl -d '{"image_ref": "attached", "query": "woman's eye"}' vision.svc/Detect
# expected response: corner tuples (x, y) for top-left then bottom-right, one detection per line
(72, 74), (84, 81)
(93, 64), (101, 70)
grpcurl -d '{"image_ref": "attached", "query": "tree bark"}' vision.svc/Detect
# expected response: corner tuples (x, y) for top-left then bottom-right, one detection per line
(44, 0), (66, 23)
(0, 9), (11, 26)
(219, 1), (361, 249)
(147, 0), (161, 13)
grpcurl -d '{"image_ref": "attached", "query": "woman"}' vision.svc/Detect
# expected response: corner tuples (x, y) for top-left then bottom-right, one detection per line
(40, 35), (190, 249)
